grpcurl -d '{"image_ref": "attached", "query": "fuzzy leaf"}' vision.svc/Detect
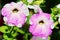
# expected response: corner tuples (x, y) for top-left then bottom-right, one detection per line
(0, 26), (8, 33)
(3, 34), (14, 40)
(14, 27), (25, 34)
(33, 0), (45, 5)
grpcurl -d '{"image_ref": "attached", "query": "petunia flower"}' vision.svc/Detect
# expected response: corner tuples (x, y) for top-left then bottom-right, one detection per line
(27, 5), (43, 13)
(29, 6), (54, 38)
(31, 36), (48, 40)
(57, 14), (60, 23)
(56, 14), (60, 24)
(57, 4), (60, 8)
(1, 1), (29, 27)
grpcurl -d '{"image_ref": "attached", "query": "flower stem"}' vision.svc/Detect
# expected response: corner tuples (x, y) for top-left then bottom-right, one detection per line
(23, 34), (28, 40)
(10, 27), (14, 33)
(54, 21), (59, 27)
(54, 21), (59, 29)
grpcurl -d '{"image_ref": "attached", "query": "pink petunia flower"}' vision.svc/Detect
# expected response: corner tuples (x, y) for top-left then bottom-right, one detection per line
(1, 1), (29, 27)
(31, 36), (48, 40)
(29, 6), (54, 39)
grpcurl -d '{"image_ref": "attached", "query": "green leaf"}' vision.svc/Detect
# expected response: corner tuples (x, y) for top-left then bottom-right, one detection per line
(0, 26), (8, 33)
(23, 33), (29, 40)
(48, 36), (50, 40)
(14, 27), (25, 34)
(11, 32), (18, 38)
(33, 0), (45, 5)
(26, 13), (32, 24)
(3, 34), (14, 40)
(17, 29), (25, 34)
(51, 8), (59, 22)
(21, 0), (28, 5)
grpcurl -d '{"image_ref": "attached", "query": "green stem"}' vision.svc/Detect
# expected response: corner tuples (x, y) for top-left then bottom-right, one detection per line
(54, 21), (59, 27)
(48, 36), (50, 40)
(10, 27), (14, 33)
(24, 34), (28, 40)
(54, 21), (59, 29)
(14, 27), (25, 34)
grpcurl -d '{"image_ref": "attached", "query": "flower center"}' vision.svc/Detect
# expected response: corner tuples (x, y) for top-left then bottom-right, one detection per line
(12, 8), (19, 13)
(39, 20), (44, 24)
